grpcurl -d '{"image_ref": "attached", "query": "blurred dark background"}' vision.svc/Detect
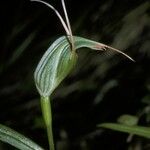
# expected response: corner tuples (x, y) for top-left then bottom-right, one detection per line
(0, 0), (149, 149)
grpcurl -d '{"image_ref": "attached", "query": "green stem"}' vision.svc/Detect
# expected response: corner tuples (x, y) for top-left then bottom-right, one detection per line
(40, 96), (55, 150)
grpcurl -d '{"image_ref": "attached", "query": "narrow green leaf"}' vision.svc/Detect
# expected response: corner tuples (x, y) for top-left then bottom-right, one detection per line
(0, 124), (44, 150)
(98, 123), (150, 139)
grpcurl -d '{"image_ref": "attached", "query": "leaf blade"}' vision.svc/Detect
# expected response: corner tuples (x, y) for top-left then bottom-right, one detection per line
(98, 123), (150, 138)
(0, 124), (44, 150)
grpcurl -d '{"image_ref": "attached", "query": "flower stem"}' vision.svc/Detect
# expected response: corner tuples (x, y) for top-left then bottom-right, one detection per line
(40, 96), (55, 150)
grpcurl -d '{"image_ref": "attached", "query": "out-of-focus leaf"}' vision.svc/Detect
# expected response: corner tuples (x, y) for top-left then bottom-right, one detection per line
(117, 114), (138, 126)
(8, 32), (36, 65)
(98, 123), (150, 139)
(94, 80), (118, 105)
(0, 124), (44, 150)
(113, 1), (150, 49)
(6, 24), (29, 46)
(142, 95), (150, 104)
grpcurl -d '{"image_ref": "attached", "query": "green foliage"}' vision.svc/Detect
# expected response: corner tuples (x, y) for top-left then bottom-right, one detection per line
(8, 32), (36, 66)
(0, 124), (44, 150)
(98, 123), (150, 139)
(117, 114), (138, 126)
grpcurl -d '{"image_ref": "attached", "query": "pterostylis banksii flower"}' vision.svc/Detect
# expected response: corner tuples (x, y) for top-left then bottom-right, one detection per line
(31, 0), (134, 150)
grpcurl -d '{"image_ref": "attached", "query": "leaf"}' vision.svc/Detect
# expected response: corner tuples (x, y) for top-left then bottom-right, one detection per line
(0, 124), (44, 150)
(117, 114), (138, 126)
(34, 36), (133, 97)
(98, 123), (150, 139)
(8, 32), (36, 65)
